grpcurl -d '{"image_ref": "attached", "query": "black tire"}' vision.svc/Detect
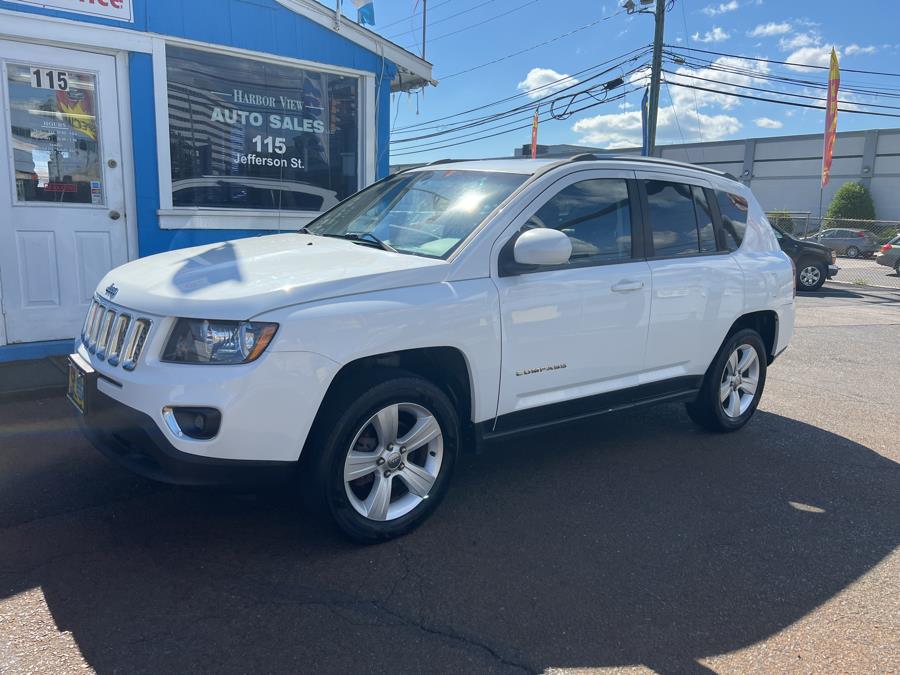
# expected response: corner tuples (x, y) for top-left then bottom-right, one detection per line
(796, 259), (826, 291)
(686, 329), (768, 433)
(846, 245), (860, 258)
(302, 370), (459, 543)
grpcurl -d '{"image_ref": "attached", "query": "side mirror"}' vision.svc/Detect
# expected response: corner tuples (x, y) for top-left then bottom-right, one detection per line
(513, 228), (572, 266)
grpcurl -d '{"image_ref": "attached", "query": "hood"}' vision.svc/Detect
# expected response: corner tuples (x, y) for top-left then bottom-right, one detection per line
(98, 234), (447, 319)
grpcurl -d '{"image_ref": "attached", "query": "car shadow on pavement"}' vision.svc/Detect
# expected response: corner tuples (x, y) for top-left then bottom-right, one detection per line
(1, 397), (898, 673)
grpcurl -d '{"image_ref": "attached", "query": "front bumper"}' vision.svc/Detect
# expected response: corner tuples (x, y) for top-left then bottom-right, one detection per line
(77, 389), (295, 486)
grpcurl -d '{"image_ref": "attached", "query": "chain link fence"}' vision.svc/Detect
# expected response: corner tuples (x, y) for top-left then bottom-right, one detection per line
(767, 212), (900, 289)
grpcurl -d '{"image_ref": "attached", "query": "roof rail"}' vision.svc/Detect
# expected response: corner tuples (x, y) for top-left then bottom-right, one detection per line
(425, 158), (468, 166)
(530, 153), (739, 182)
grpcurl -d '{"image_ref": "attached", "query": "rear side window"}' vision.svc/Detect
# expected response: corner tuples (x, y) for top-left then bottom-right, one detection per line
(530, 178), (632, 263)
(645, 180), (704, 257)
(716, 190), (749, 251)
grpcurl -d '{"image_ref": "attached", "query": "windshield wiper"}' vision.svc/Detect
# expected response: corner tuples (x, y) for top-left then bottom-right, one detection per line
(342, 232), (398, 253)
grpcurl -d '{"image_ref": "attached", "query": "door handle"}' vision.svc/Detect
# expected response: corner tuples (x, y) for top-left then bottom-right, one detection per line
(611, 280), (644, 293)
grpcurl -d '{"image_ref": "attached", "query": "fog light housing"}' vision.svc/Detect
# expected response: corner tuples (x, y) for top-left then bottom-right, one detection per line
(162, 406), (221, 440)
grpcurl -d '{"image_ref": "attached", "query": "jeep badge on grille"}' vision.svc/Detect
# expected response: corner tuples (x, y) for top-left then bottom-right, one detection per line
(105, 284), (119, 300)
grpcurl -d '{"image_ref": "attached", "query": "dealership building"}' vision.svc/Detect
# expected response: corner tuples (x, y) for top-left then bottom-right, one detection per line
(0, 0), (432, 360)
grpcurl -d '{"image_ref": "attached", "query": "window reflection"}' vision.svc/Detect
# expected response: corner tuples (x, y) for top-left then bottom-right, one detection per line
(6, 63), (103, 205)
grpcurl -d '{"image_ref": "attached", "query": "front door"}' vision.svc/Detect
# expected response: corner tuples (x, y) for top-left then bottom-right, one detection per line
(493, 170), (652, 421)
(0, 41), (129, 344)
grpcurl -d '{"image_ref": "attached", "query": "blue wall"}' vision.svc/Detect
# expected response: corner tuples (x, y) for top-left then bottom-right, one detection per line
(1, 0), (398, 256)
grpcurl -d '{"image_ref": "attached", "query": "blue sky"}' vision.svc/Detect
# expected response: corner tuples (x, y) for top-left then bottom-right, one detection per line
(339, 0), (900, 164)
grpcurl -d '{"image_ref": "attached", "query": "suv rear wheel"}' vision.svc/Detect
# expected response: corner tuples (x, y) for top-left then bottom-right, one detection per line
(846, 245), (860, 258)
(303, 371), (459, 543)
(686, 329), (767, 432)
(797, 260), (826, 291)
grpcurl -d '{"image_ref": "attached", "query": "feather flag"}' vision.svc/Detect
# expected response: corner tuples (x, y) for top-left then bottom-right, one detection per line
(353, 0), (375, 26)
(822, 47), (840, 187)
(530, 108), (539, 159)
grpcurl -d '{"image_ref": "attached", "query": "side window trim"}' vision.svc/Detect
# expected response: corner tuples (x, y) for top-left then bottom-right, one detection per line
(704, 186), (728, 252)
(498, 173), (642, 278)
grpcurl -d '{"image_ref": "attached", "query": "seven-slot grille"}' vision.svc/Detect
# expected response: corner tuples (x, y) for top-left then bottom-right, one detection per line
(81, 299), (152, 370)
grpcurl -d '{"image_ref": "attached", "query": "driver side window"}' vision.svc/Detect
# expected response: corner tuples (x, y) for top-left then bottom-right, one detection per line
(528, 178), (633, 264)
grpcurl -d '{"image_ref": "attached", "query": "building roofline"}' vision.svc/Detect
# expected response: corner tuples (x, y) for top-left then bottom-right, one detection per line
(275, 0), (435, 92)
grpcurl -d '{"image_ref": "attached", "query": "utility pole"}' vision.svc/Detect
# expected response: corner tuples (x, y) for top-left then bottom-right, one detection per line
(646, 0), (666, 156)
(422, 0), (427, 60)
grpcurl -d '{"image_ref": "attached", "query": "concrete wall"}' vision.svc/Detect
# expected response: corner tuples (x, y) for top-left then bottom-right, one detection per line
(517, 128), (900, 220)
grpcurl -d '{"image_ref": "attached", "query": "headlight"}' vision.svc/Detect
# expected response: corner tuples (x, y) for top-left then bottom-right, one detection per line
(162, 319), (278, 365)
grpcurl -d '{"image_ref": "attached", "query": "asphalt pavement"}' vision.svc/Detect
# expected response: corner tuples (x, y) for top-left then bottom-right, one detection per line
(1, 284), (898, 674)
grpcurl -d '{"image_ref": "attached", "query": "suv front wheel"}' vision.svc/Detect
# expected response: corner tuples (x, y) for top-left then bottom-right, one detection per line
(686, 329), (768, 432)
(303, 371), (459, 543)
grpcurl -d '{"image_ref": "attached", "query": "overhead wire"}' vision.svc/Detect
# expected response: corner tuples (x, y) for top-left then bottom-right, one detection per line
(391, 57), (650, 144)
(438, 8), (626, 80)
(397, 45), (650, 132)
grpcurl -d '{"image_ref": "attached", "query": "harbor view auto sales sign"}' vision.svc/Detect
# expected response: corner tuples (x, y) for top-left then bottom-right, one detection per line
(7, 0), (133, 22)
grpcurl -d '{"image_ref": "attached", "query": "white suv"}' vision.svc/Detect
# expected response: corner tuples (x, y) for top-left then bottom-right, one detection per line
(69, 155), (795, 542)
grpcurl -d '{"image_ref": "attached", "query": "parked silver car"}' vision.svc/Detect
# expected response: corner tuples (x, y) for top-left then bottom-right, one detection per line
(875, 234), (900, 274)
(805, 228), (881, 258)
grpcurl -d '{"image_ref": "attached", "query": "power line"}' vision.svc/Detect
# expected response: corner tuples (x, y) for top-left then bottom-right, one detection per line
(393, 63), (648, 149)
(391, 88), (639, 157)
(666, 80), (900, 119)
(391, 55), (643, 144)
(377, 0), (454, 31)
(663, 69), (900, 112)
(392, 46), (652, 134)
(392, 58), (649, 144)
(386, 0), (500, 40)
(407, 0), (541, 48)
(679, 0), (705, 147)
(666, 44), (900, 78)
(438, 9), (626, 80)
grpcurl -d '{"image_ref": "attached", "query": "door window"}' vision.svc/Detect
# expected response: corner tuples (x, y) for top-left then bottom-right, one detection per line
(528, 178), (632, 264)
(5, 63), (103, 206)
(645, 180), (705, 257)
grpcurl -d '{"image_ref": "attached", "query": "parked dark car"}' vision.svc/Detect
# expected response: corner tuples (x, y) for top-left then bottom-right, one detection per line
(773, 224), (839, 291)
(804, 228), (880, 258)
(875, 233), (900, 275)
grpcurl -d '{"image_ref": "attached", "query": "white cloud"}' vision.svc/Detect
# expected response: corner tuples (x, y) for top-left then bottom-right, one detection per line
(779, 32), (818, 50)
(754, 117), (783, 129)
(785, 46), (833, 71)
(516, 68), (577, 99)
(667, 55), (770, 110)
(572, 106), (741, 148)
(845, 43), (876, 56)
(702, 1), (739, 16)
(747, 22), (791, 37)
(691, 26), (730, 43)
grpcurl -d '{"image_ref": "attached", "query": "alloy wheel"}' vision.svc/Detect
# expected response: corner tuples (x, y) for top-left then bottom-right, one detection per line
(799, 264), (821, 288)
(720, 345), (760, 419)
(343, 403), (444, 522)
(846, 246), (860, 258)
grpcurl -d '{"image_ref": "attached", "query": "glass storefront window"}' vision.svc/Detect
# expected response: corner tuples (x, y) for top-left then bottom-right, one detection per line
(166, 45), (359, 213)
(6, 63), (104, 206)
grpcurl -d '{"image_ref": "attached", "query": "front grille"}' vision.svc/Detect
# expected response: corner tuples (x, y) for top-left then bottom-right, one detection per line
(82, 299), (153, 370)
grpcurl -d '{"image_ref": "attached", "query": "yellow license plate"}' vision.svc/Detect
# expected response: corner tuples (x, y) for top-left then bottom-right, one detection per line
(67, 359), (88, 414)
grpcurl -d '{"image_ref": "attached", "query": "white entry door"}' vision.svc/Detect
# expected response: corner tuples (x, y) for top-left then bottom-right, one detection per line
(0, 41), (129, 344)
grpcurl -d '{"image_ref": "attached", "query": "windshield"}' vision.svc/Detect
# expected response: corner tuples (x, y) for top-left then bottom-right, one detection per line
(307, 169), (528, 259)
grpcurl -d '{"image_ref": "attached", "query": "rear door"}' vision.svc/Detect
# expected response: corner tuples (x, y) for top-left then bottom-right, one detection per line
(637, 172), (744, 380)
